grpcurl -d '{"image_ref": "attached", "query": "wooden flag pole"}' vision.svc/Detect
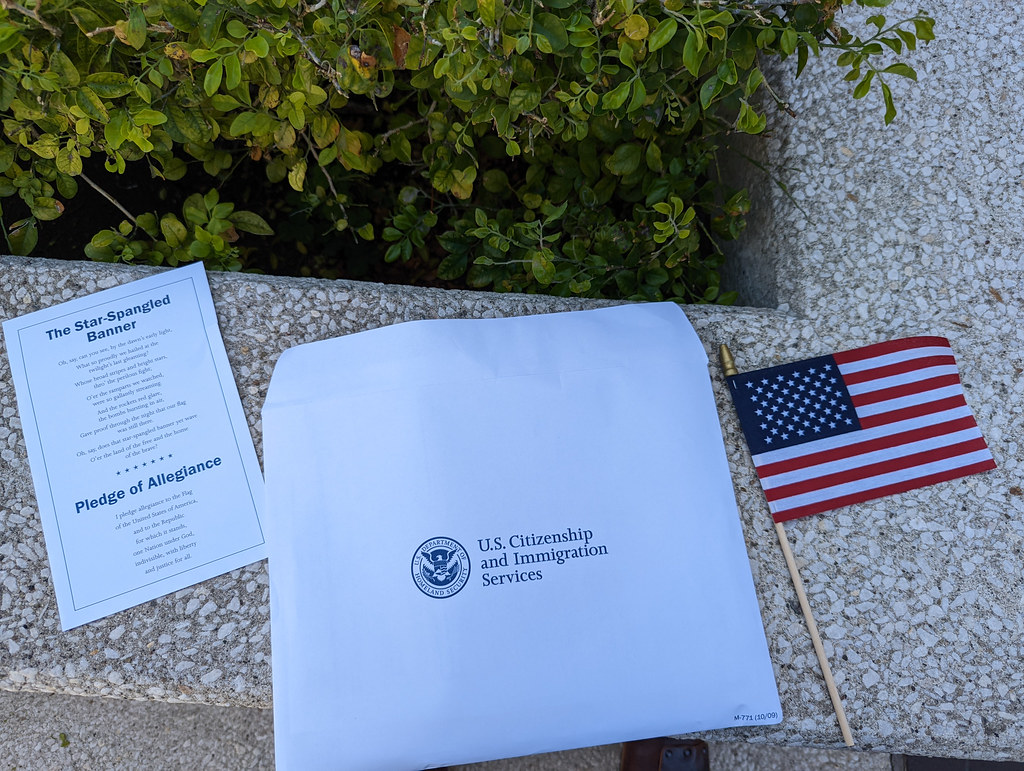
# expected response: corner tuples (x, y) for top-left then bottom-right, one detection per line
(719, 344), (854, 747)
(774, 520), (854, 747)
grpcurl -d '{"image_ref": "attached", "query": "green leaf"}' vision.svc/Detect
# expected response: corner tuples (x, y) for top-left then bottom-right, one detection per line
(627, 78), (646, 112)
(50, 52), (80, 87)
(165, 104), (211, 143)
(645, 265), (669, 286)
(229, 111), (273, 136)
(796, 42), (809, 77)
(478, 0), (499, 27)
(226, 19), (249, 38)
(682, 30), (705, 76)
(29, 135), (60, 159)
(132, 109), (167, 126)
(881, 63), (917, 81)
(448, 167), (473, 199)
(623, 15), (649, 41)
(182, 194), (207, 226)
(224, 54), (242, 91)
(895, 29), (917, 51)
(103, 110), (129, 150)
(31, 197), (64, 221)
(645, 141), (662, 172)
(210, 94), (242, 111)
(86, 72), (133, 98)
(530, 250), (556, 284)
(125, 5), (147, 49)
(700, 10), (735, 26)
(162, 0), (199, 30)
(881, 81), (896, 124)
(437, 252), (468, 280)
(736, 101), (767, 134)
(7, 219), (38, 256)
(618, 39), (637, 71)
(880, 37), (902, 54)
(56, 145), (83, 175)
(779, 28), (798, 56)
(136, 212), (159, 238)
(189, 48), (218, 63)
(244, 36), (270, 58)
(914, 17), (935, 41)
(534, 13), (568, 52)
(198, 3), (223, 47)
(602, 80), (631, 110)
(852, 71), (874, 99)
(699, 74), (720, 109)
(229, 210), (274, 235)
(288, 159), (307, 191)
(204, 59), (224, 96)
(648, 18), (677, 52)
(717, 59), (738, 85)
(605, 143), (642, 176)
(482, 169), (508, 193)
(160, 214), (189, 246)
(746, 68), (764, 96)
(0, 145), (15, 174)
(76, 87), (109, 122)
(509, 83), (542, 114)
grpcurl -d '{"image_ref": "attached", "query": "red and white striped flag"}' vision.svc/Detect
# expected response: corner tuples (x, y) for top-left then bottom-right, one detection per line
(727, 336), (996, 522)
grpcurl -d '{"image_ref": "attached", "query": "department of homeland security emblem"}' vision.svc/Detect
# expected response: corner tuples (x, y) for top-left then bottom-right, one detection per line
(411, 537), (470, 598)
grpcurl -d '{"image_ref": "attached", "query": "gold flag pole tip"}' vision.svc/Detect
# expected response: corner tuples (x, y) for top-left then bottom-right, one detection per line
(719, 343), (738, 377)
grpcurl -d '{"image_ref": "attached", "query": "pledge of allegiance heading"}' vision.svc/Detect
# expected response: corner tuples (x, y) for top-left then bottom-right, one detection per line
(45, 295), (172, 343)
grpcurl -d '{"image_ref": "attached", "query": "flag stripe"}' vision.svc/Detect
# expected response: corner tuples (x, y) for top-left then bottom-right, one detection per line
(857, 392), (967, 424)
(751, 404), (976, 465)
(835, 345), (954, 373)
(840, 354), (957, 385)
(832, 337), (951, 366)
(769, 458), (998, 522)
(763, 436), (990, 499)
(848, 372), (963, 406)
(754, 415), (982, 477)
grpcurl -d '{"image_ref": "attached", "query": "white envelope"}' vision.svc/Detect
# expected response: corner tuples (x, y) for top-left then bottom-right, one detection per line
(262, 303), (781, 770)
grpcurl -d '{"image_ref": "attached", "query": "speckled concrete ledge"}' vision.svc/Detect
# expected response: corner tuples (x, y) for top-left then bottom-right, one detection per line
(713, 0), (1024, 761)
(1, 251), (1020, 763)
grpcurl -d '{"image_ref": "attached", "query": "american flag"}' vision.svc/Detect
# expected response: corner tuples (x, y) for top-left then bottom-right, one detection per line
(727, 336), (996, 523)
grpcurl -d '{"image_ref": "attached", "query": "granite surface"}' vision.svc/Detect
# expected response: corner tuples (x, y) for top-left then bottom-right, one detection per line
(1, 0), (1022, 763)
(714, 0), (1024, 760)
(0, 254), (1019, 762)
(0, 689), (891, 771)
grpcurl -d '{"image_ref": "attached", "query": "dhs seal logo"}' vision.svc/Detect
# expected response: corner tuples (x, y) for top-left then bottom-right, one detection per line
(412, 537), (470, 598)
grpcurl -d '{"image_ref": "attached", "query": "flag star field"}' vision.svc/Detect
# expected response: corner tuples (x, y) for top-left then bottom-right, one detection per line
(727, 337), (996, 523)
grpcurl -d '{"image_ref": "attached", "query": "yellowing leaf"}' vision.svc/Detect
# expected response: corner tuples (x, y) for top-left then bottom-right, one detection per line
(623, 15), (649, 41)
(287, 159), (307, 191)
(56, 145), (83, 175)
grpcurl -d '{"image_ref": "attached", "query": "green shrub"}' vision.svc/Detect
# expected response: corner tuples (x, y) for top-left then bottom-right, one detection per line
(0, 0), (932, 301)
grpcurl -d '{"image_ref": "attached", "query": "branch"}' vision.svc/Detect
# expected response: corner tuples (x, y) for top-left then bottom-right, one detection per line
(0, 0), (61, 37)
(79, 172), (138, 226)
(86, 22), (175, 38)
(285, 22), (345, 94)
(376, 101), (435, 145)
